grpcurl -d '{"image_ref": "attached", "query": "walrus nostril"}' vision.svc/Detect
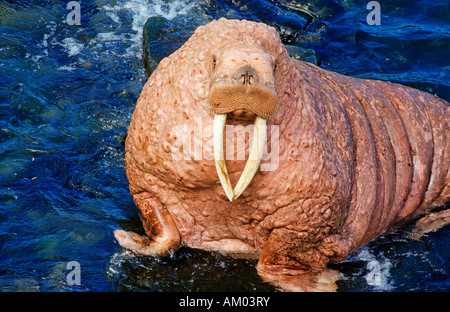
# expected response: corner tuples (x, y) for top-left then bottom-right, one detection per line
(241, 71), (254, 86)
(235, 65), (259, 86)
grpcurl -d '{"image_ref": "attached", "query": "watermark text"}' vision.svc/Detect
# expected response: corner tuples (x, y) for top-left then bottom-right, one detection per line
(367, 1), (381, 25)
(66, 261), (81, 286)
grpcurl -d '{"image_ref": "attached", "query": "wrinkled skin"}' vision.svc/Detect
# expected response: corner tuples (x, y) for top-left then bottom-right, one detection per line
(115, 19), (450, 291)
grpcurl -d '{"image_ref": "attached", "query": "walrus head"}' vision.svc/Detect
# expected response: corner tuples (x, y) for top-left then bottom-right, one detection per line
(207, 42), (278, 201)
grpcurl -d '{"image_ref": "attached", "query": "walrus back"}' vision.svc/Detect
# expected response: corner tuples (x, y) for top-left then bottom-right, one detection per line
(295, 60), (449, 255)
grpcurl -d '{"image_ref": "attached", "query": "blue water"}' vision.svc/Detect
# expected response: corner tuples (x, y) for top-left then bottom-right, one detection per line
(0, 0), (448, 292)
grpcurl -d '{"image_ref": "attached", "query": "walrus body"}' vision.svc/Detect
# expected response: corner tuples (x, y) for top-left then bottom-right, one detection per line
(115, 19), (449, 283)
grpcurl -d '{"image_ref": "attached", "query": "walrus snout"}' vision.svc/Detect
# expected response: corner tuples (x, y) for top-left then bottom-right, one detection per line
(208, 43), (278, 120)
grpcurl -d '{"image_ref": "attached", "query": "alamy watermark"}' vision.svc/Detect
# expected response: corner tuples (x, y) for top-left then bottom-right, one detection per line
(367, 1), (381, 25)
(170, 117), (280, 172)
(66, 1), (81, 26)
(66, 261), (81, 286)
(366, 260), (382, 286)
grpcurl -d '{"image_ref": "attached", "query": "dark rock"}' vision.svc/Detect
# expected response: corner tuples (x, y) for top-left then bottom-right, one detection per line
(143, 17), (195, 76)
(285, 45), (318, 65)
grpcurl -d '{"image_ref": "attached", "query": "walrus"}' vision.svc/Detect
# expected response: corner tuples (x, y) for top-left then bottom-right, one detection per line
(114, 18), (449, 290)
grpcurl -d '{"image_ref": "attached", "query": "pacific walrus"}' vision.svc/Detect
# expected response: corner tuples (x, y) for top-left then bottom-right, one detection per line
(114, 18), (450, 290)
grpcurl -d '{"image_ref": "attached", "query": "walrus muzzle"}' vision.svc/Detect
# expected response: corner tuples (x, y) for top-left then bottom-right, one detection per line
(208, 64), (278, 119)
(208, 65), (277, 201)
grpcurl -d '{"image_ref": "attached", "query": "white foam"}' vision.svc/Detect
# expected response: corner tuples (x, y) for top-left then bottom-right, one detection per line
(100, 0), (199, 58)
(53, 0), (199, 68)
(106, 249), (139, 280)
(61, 37), (85, 57)
(57, 65), (76, 71)
(349, 246), (394, 291)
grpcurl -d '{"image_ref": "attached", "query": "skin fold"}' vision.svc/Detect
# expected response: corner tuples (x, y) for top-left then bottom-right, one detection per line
(114, 18), (450, 291)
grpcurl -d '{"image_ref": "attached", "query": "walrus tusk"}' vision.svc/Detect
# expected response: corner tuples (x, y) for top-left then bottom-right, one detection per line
(213, 114), (266, 201)
(213, 114), (234, 201)
(233, 116), (266, 200)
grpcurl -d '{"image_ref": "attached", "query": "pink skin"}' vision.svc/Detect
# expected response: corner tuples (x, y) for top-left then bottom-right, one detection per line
(115, 19), (450, 291)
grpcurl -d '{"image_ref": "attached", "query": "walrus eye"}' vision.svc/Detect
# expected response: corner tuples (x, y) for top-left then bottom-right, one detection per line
(212, 57), (217, 69)
(273, 61), (278, 72)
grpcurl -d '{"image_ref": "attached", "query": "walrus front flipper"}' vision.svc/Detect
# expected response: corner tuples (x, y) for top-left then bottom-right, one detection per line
(114, 193), (181, 256)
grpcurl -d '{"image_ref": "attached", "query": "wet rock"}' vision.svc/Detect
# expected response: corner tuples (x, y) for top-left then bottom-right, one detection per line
(143, 14), (318, 75)
(143, 17), (194, 76)
(285, 45), (318, 65)
(269, 0), (338, 20)
(142, 1), (324, 76)
(234, 0), (310, 43)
